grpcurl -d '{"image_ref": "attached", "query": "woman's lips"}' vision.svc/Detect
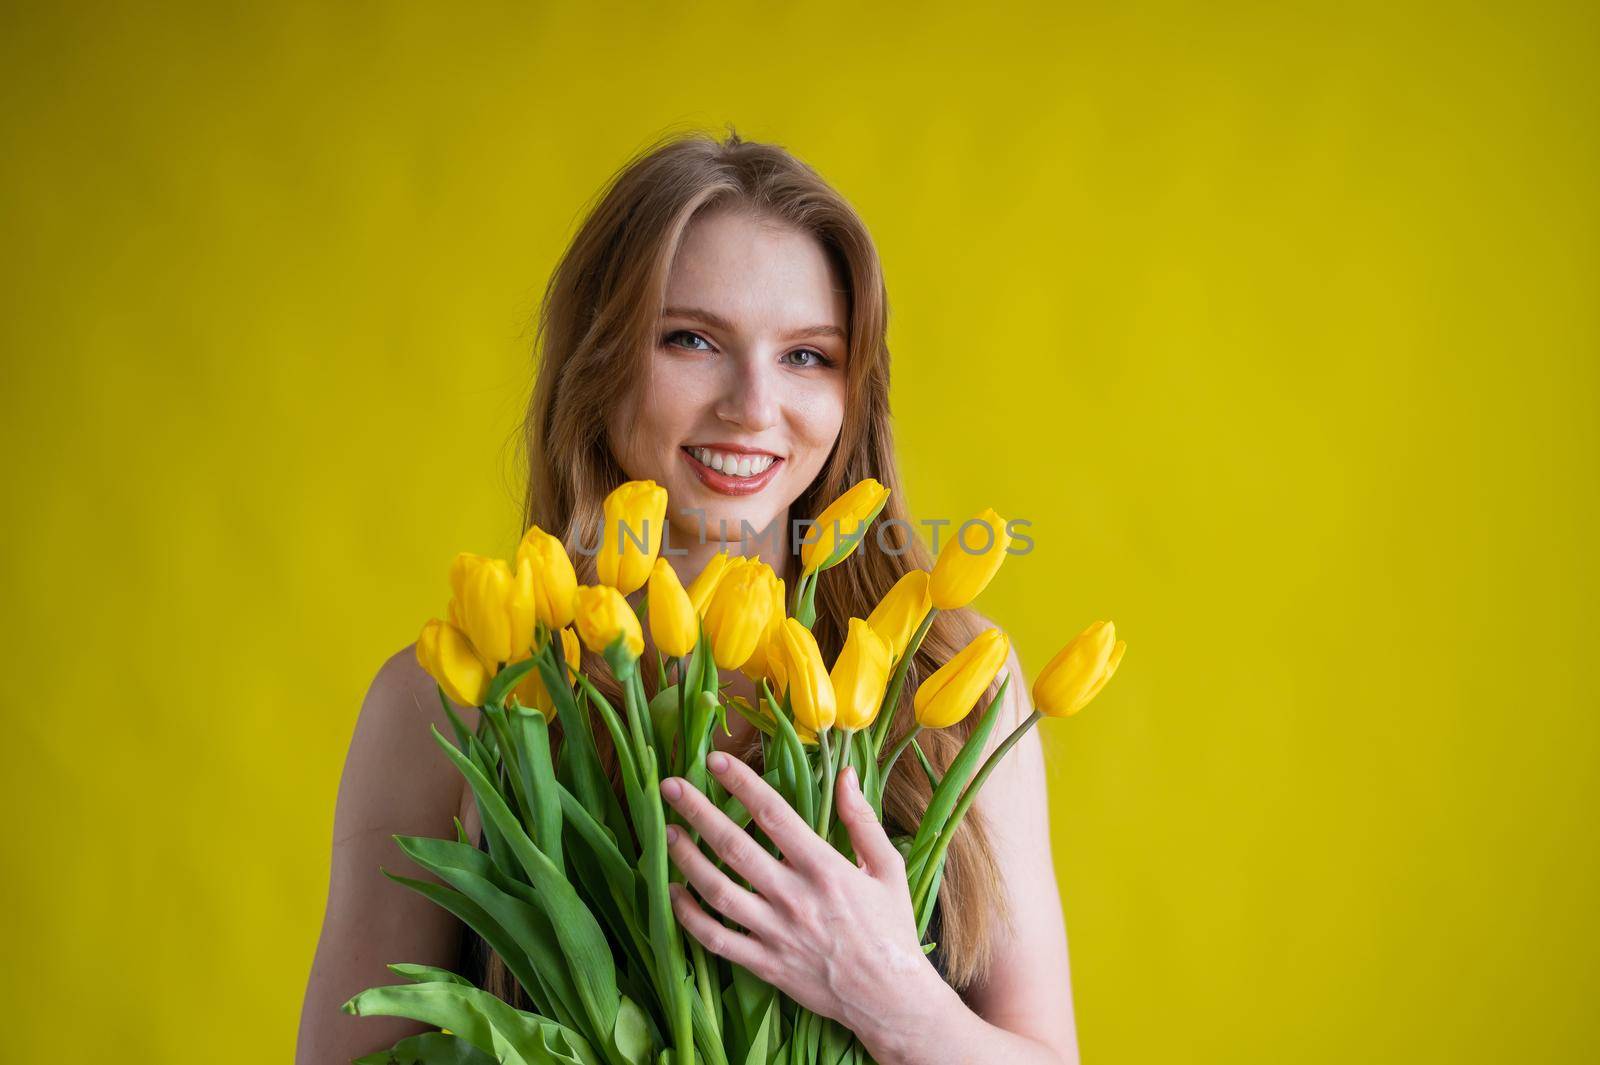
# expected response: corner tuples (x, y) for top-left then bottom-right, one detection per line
(679, 446), (785, 496)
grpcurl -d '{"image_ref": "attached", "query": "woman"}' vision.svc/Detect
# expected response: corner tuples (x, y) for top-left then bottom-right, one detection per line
(298, 129), (1079, 1065)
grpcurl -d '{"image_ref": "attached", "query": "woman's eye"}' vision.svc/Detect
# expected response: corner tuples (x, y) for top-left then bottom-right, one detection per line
(664, 330), (712, 352)
(782, 348), (832, 368)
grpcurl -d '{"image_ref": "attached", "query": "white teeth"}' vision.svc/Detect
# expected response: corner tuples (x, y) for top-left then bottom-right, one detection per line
(688, 447), (776, 478)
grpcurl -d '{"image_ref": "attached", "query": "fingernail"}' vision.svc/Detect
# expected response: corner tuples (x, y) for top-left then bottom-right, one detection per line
(665, 824), (681, 844)
(661, 778), (683, 801)
(708, 751), (729, 773)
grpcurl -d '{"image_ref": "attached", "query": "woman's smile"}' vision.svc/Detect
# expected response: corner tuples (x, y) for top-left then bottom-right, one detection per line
(680, 443), (786, 495)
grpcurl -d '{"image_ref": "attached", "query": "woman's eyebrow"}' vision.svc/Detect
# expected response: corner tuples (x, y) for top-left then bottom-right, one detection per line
(662, 305), (844, 342)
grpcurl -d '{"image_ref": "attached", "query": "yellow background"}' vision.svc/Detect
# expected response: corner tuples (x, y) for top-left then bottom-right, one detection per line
(3, 3), (1594, 1062)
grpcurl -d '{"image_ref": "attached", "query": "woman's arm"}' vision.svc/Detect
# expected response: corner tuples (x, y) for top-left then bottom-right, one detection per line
(296, 646), (477, 1065)
(658, 644), (1080, 1065)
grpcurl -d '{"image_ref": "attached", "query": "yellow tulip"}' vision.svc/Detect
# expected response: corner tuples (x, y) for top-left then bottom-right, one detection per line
(913, 628), (1010, 729)
(516, 525), (577, 630)
(448, 552), (537, 665)
(741, 571), (787, 686)
(416, 618), (492, 707)
(557, 625), (580, 675)
(776, 617), (836, 733)
(596, 480), (668, 595)
(929, 508), (1012, 610)
(867, 569), (933, 660)
(572, 584), (644, 659)
(1033, 620), (1127, 717)
(801, 478), (891, 575)
(686, 550), (732, 615)
(703, 559), (775, 670)
(647, 558), (698, 658)
(830, 618), (893, 732)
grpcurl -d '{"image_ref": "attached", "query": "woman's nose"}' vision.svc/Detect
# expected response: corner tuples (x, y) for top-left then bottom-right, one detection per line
(714, 357), (781, 432)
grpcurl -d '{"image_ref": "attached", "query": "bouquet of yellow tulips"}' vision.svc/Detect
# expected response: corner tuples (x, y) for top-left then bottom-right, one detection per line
(342, 479), (1126, 1065)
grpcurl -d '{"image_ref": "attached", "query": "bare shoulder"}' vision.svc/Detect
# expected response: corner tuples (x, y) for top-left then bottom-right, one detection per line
(335, 643), (479, 841)
(295, 644), (481, 1064)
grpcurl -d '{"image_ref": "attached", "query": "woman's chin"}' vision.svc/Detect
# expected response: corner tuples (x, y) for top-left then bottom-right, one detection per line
(673, 498), (784, 548)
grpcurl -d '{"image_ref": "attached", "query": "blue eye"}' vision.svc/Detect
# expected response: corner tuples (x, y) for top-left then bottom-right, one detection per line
(783, 348), (834, 368)
(664, 330), (712, 352)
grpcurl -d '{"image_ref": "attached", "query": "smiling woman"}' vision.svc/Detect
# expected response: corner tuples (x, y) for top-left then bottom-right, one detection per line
(298, 128), (1079, 1065)
(608, 207), (849, 535)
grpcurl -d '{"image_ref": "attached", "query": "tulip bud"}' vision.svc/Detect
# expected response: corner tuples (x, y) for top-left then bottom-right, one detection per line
(741, 571), (788, 686)
(801, 478), (891, 575)
(647, 558), (698, 658)
(1033, 620), (1126, 717)
(416, 618), (492, 708)
(703, 559), (775, 670)
(573, 584), (644, 659)
(929, 508), (1012, 610)
(449, 552), (537, 665)
(686, 550), (732, 615)
(914, 628), (1010, 729)
(830, 618), (893, 732)
(516, 525), (577, 630)
(777, 617), (836, 733)
(867, 569), (933, 660)
(596, 480), (668, 595)
(557, 625), (580, 675)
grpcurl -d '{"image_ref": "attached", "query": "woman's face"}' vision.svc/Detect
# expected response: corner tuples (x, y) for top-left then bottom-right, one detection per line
(607, 208), (849, 559)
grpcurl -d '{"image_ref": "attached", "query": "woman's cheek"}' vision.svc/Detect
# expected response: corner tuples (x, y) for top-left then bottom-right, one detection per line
(788, 385), (846, 463)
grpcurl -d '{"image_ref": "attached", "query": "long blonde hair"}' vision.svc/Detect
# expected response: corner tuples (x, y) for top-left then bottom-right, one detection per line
(474, 127), (1007, 999)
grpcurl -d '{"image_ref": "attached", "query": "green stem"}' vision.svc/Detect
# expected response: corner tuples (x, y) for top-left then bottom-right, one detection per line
(833, 729), (856, 847)
(795, 569), (820, 628)
(616, 658), (650, 759)
(910, 736), (941, 789)
(878, 724), (923, 784)
(870, 609), (938, 756)
(816, 727), (837, 834)
(912, 709), (1043, 913)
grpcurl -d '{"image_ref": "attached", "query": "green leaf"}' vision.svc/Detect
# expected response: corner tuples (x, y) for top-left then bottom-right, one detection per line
(513, 704), (564, 874)
(354, 1031), (501, 1065)
(380, 867), (540, 1006)
(738, 996), (778, 1065)
(439, 687), (475, 752)
(431, 725), (624, 1056)
(760, 681), (815, 828)
(394, 836), (585, 1032)
(387, 962), (475, 986)
(909, 676), (1010, 856)
(486, 655), (543, 707)
(611, 995), (652, 1065)
(343, 980), (603, 1065)
(559, 686), (636, 865)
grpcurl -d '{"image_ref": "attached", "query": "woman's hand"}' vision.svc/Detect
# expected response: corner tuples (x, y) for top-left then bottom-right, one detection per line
(659, 750), (954, 1051)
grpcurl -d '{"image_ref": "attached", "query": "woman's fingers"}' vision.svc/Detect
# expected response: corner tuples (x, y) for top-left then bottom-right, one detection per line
(665, 823), (774, 934)
(660, 772), (792, 896)
(836, 765), (906, 882)
(702, 751), (838, 874)
(667, 882), (771, 978)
